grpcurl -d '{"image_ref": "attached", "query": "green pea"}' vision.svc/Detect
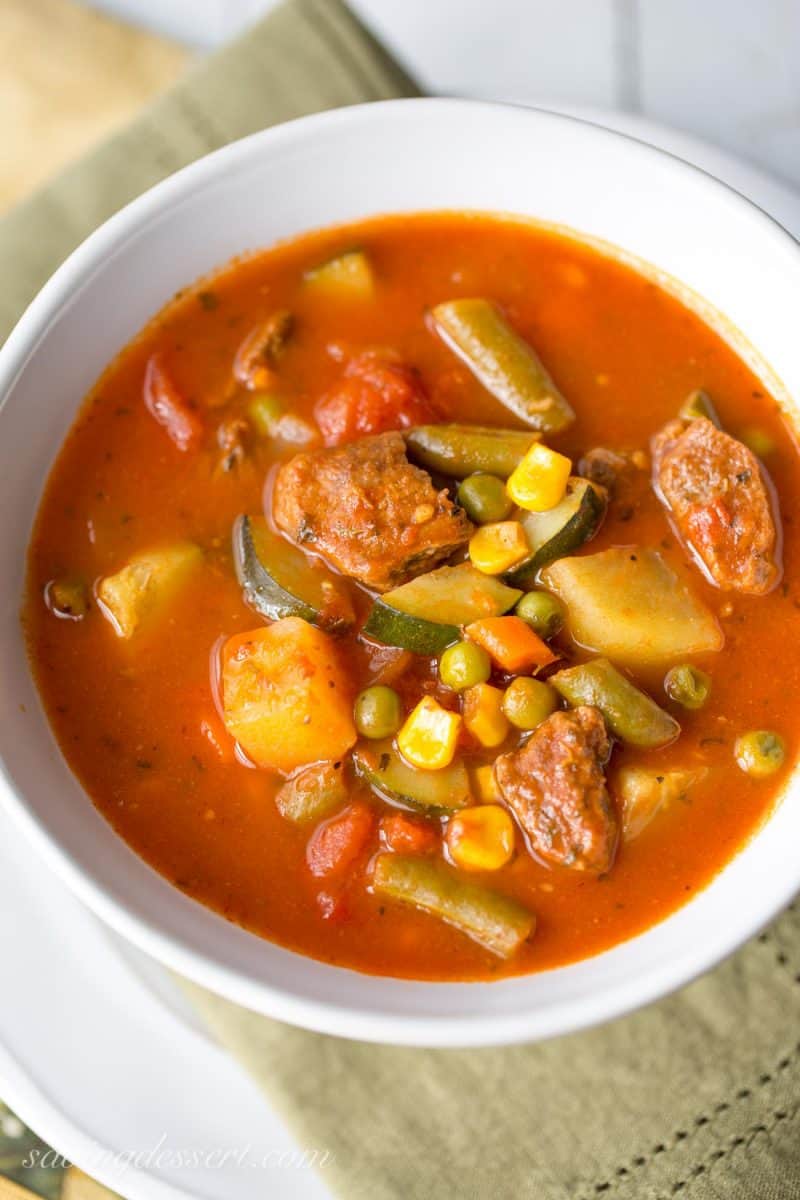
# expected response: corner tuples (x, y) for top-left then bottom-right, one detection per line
(354, 686), (403, 740)
(439, 641), (492, 692)
(248, 393), (284, 437)
(514, 591), (565, 639)
(735, 730), (785, 778)
(502, 677), (559, 730)
(664, 664), (711, 710)
(456, 473), (513, 524)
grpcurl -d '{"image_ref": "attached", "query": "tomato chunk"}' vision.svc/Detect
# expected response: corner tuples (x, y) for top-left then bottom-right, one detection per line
(143, 355), (203, 451)
(380, 811), (439, 855)
(314, 353), (435, 446)
(306, 801), (376, 878)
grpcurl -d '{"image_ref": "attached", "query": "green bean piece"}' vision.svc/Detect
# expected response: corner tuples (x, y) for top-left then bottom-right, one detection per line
(664, 663), (711, 710)
(514, 590), (565, 639)
(430, 300), (576, 433)
(354, 686), (403, 740)
(404, 424), (540, 479)
(372, 853), (535, 958)
(740, 427), (776, 458)
(457, 473), (513, 524)
(679, 389), (722, 427)
(275, 761), (348, 825)
(47, 576), (89, 620)
(502, 677), (559, 730)
(735, 730), (785, 778)
(551, 658), (680, 748)
(248, 393), (284, 437)
(439, 641), (492, 692)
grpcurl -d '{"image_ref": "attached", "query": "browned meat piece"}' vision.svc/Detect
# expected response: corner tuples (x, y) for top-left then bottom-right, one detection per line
(272, 431), (472, 591)
(494, 706), (617, 873)
(651, 417), (780, 595)
(578, 446), (649, 495)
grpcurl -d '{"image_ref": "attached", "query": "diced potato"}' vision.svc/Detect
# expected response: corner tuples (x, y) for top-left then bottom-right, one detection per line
(221, 619), (357, 773)
(304, 250), (374, 297)
(97, 542), (202, 638)
(616, 765), (707, 839)
(541, 547), (723, 665)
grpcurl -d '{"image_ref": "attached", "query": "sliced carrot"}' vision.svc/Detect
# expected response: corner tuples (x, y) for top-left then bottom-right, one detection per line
(306, 801), (376, 878)
(380, 811), (439, 855)
(464, 615), (558, 674)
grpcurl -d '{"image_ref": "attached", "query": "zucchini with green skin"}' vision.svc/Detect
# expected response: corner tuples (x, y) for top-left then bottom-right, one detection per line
(233, 515), (353, 632)
(362, 562), (521, 654)
(551, 658), (679, 748)
(372, 854), (535, 958)
(353, 740), (470, 815)
(275, 761), (348, 825)
(505, 477), (607, 587)
(430, 299), (575, 433)
(404, 424), (540, 478)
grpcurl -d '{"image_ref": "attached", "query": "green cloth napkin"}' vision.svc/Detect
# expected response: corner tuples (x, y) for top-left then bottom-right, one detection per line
(1, 3), (799, 1198)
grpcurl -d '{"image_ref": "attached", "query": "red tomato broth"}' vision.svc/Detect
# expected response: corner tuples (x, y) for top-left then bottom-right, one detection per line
(23, 212), (800, 980)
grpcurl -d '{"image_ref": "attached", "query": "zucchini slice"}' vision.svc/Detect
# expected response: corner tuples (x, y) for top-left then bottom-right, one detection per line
(353, 740), (470, 815)
(505, 477), (607, 588)
(233, 515), (354, 632)
(362, 562), (521, 654)
(404, 424), (540, 479)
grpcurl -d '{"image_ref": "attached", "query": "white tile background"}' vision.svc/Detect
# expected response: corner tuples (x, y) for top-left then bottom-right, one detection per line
(86, 0), (800, 187)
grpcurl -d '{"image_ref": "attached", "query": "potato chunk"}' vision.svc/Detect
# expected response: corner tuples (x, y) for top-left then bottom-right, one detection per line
(616, 766), (707, 840)
(97, 542), (201, 638)
(541, 547), (723, 665)
(221, 618), (357, 772)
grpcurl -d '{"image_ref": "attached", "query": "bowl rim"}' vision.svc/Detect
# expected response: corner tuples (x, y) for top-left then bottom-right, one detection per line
(2, 95), (800, 1048)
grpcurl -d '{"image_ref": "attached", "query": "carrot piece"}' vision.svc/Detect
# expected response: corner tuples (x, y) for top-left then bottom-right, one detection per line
(143, 355), (203, 451)
(221, 619), (357, 772)
(464, 615), (557, 674)
(380, 811), (439, 855)
(306, 801), (376, 878)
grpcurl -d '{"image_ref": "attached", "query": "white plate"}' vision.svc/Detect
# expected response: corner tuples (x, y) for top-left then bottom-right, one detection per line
(1, 109), (798, 1200)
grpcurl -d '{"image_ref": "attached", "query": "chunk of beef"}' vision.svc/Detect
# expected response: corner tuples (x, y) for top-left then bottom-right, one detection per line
(494, 706), (617, 873)
(651, 417), (779, 594)
(272, 431), (472, 592)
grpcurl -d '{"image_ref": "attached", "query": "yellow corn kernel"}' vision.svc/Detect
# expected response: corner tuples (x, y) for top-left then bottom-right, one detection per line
(472, 763), (500, 803)
(468, 520), (529, 575)
(507, 442), (572, 512)
(446, 805), (515, 871)
(397, 695), (462, 770)
(463, 683), (510, 748)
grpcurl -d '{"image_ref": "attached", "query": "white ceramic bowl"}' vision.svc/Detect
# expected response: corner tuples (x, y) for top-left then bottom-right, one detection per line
(1, 98), (799, 1048)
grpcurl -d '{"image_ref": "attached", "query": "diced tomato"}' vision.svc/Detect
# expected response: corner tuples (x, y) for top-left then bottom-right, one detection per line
(144, 355), (203, 451)
(306, 800), (376, 878)
(380, 811), (439, 855)
(314, 353), (435, 446)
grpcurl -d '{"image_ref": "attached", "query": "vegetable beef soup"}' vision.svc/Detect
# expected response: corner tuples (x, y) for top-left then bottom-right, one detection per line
(24, 213), (800, 980)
